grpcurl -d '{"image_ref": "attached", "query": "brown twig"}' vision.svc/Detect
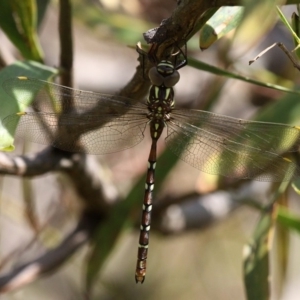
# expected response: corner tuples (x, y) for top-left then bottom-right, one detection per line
(0, 148), (118, 212)
(0, 211), (101, 294)
(59, 0), (73, 88)
(249, 42), (300, 71)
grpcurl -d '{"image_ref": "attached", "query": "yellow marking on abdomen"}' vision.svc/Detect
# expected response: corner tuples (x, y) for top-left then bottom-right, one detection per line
(154, 86), (159, 98)
(165, 88), (171, 99)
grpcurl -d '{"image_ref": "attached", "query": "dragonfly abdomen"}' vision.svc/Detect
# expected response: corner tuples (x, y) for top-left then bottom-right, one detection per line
(135, 59), (180, 283)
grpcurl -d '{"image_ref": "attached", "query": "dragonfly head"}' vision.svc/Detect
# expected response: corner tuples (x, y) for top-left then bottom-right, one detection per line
(148, 60), (180, 88)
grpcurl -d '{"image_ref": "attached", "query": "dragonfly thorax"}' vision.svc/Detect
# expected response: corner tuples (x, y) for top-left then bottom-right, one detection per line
(148, 60), (180, 88)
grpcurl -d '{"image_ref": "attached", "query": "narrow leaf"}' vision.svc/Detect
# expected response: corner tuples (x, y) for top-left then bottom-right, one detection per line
(0, 0), (43, 61)
(189, 57), (300, 95)
(291, 11), (300, 59)
(277, 6), (300, 45)
(243, 204), (276, 300)
(277, 206), (300, 233)
(200, 7), (243, 50)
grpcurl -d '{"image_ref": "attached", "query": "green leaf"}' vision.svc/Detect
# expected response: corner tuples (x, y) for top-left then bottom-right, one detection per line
(243, 205), (276, 300)
(189, 57), (300, 95)
(275, 197), (290, 295)
(0, 61), (57, 151)
(277, 206), (300, 233)
(243, 180), (291, 300)
(277, 5), (300, 60)
(291, 11), (300, 59)
(199, 7), (243, 50)
(278, 6), (300, 45)
(0, 0), (44, 61)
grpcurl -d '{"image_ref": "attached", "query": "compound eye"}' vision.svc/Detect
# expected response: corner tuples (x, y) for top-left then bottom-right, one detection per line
(163, 70), (180, 88)
(148, 67), (164, 86)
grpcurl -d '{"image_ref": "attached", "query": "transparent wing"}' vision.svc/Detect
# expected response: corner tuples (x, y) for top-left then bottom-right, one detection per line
(2, 77), (149, 154)
(171, 109), (300, 153)
(3, 77), (147, 113)
(166, 109), (300, 181)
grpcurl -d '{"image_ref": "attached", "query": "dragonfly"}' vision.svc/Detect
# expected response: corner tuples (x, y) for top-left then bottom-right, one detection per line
(1, 46), (300, 284)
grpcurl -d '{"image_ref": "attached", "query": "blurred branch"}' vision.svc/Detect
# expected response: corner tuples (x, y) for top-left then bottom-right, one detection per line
(0, 148), (69, 176)
(0, 201), (62, 271)
(0, 211), (101, 294)
(59, 0), (73, 87)
(152, 190), (237, 234)
(0, 148), (118, 212)
(22, 176), (40, 232)
(153, 184), (266, 234)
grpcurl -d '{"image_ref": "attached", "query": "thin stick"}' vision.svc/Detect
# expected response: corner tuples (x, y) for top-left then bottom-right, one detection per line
(0, 211), (100, 294)
(249, 42), (300, 71)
